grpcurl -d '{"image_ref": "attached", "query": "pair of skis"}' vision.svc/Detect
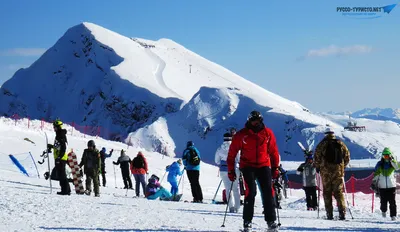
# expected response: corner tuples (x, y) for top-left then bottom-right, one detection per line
(297, 141), (313, 156)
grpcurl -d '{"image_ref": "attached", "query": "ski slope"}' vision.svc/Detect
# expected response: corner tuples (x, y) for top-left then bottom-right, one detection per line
(1, 119), (399, 232)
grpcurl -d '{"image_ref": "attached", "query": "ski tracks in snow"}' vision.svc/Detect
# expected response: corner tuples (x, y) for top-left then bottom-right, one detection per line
(145, 49), (183, 99)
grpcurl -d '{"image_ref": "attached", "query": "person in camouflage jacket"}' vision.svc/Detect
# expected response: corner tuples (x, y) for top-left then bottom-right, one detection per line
(314, 128), (350, 220)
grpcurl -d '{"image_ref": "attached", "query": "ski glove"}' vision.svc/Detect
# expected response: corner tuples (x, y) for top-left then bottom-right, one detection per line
(272, 167), (279, 179)
(228, 170), (236, 181)
(47, 144), (53, 153)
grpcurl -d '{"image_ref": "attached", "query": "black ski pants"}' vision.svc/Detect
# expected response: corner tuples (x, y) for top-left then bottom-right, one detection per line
(380, 188), (397, 217)
(55, 160), (71, 194)
(304, 186), (318, 208)
(186, 170), (203, 202)
(121, 167), (132, 189)
(241, 166), (276, 223)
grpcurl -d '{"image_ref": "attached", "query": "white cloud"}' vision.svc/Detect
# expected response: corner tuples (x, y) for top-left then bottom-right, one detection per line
(0, 48), (46, 57)
(298, 45), (373, 61)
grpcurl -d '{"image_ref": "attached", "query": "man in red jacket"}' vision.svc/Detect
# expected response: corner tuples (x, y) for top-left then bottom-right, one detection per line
(227, 110), (280, 232)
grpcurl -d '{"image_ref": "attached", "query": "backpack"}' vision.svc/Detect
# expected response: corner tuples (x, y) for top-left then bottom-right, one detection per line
(132, 156), (145, 169)
(324, 139), (343, 164)
(187, 148), (200, 166)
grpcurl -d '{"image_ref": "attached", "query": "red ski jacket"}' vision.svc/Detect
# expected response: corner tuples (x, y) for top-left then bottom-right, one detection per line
(227, 125), (280, 171)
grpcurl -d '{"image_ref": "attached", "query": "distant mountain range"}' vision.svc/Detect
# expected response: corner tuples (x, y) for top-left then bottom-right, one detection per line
(327, 108), (400, 120)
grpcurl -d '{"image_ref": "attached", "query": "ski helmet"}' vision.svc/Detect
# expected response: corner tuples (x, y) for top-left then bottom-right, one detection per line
(223, 132), (232, 141)
(187, 141), (194, 147)
(247, 110), (263, 122)
(382, 147), (392, 156)
(87, 140), (95, 148)
(324, 127), (334, 134)
(53, 119), (63, 128)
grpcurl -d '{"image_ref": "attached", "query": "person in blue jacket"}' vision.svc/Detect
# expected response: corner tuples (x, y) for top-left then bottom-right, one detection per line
(182, 141), (203, 203)
(279, 164), (289, 187)
(166, 159), (184, 195)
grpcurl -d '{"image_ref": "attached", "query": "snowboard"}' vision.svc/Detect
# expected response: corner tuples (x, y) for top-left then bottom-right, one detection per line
(160, 194), (183, 201)
(67, 150), (85, 194)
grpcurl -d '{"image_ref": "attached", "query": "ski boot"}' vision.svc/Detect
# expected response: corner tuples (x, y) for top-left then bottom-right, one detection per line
(267, 221), (279, 232)
(382, 212), (387, 218)
(326, 212), (333, 220)
(339, 210), (346, 220)
(391, 216), (396, 221)
(242, 221), (252, 232)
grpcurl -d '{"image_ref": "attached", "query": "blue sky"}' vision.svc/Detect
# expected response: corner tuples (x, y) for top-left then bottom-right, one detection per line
(0, 0), (399, 112)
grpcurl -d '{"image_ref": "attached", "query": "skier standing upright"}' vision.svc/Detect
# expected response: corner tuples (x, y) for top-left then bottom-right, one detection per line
(297, 153), (318, 210)
(166, 159), (184, 196)
(131, 151), (148, 197)
(99, 147), (113, 187)
(215, 132), (241, 213)
(79, 140), (101, 197)
(314, 128), (350, 220)
(47, 119), (71, 195)
(182, 141), (203, 203)
(227, 110), (281, 231)
(113, 150), (133, 189)
(372, 147), (399, 220)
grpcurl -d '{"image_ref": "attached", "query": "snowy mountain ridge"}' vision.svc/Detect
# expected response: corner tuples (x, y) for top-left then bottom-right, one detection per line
(0, 22), (400, 163)
(327, 108), (400, 120)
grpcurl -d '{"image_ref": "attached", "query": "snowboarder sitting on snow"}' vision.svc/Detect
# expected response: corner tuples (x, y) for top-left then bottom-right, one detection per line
(99, 147), (113, 187)
(47, 119), (71, 196)
(297, 154), (318, 210)
(372, 147), (399, 220)
(145, 174), (173, 200)
(166, 159), (184, 196)
(79, 140), (101, 197)
(113, 150), (133, 189)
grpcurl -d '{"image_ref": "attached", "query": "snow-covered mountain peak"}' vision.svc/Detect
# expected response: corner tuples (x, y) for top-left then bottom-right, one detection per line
(1, 22), (400, 162)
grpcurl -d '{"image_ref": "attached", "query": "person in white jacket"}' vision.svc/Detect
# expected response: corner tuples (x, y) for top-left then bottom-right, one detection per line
(215, 132), (241, 213)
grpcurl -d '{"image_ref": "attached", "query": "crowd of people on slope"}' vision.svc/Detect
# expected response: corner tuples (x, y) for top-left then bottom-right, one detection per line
(45, 109), (399, 232)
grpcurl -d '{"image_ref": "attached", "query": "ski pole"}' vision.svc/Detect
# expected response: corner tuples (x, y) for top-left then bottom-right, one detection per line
(343, 177), (354, 219)
(113, 164), (117, 188)
(317, 173), (321, 219)
(212, 179), (223, 204)
(181, 172), (185, 197)
(160, 171), (167, 184)
(276, 199), (281, 227)
(221, 180), (234, 227)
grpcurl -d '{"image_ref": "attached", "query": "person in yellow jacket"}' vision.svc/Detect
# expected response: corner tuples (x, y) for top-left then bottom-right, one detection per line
(47, 119), (71, 195)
